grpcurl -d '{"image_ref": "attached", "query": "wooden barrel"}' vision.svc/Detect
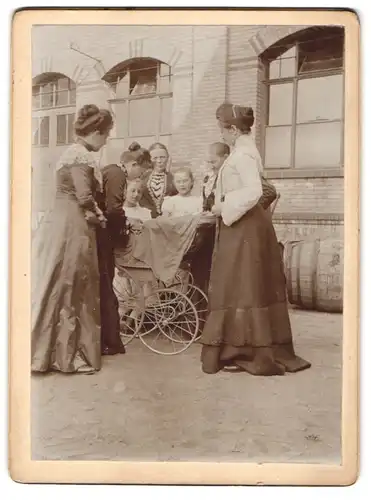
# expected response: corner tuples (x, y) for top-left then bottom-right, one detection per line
(282, 238), (343, 313)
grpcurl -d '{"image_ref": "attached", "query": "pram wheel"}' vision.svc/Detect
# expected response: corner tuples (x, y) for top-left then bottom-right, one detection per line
(182, 284), (208, 340)
(139, 288), (199, 355)
(113, 268), (145, 345)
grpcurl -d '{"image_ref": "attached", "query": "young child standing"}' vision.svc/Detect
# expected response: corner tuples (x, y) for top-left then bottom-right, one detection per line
(113, 178), (153, 328)
(162, 167), (203, 218)
(202, 142), (230, 212)
(123, 177), (152, 225)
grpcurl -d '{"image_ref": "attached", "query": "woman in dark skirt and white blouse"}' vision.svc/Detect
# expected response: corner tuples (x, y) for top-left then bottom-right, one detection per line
(199, 103), (311, 376)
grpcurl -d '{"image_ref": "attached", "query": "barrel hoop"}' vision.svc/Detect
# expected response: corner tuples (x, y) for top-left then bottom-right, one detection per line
(311, 238), (320, 310)
(296, 241), (304, 308)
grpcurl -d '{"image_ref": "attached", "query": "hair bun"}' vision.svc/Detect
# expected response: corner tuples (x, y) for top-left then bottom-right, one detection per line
(77, 104), (100, 121)
(129, 141), (141, 152)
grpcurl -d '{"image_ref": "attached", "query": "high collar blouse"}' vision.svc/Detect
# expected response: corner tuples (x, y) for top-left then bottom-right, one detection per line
(214, 134), (263, 226)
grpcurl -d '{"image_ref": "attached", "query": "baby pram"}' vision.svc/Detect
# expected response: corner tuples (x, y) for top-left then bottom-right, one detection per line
(113, 213), (216, 355)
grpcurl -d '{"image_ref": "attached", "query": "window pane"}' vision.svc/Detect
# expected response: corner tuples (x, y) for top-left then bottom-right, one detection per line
(298, 34), (344, 74)
(68, 114), (75, 144)
(32, 86), (40, 109)
(129, 98), (158, 136)
(116, 73), (129, 98)
(265, 126), (292, 168)
(57, 77), (69, 91)
(269, 46), (296, 79)
(55, 90), (68, 106)
(280, 46), (297, 78)
(130, 66), (157, 95)
(295, 121), (342, 167)
(299, 57), (343, 73)
(160, 97), (172, 133)
(69, 86), (76, 105)
(39, 116), (50, 146)
(41, 82), (54, 108)
(296, 74), (343, 123)
(32, 118), (39, 145)
(57, 115), (67, 144)
(268, 83), (293, 126)
(269, 60), (280, 80)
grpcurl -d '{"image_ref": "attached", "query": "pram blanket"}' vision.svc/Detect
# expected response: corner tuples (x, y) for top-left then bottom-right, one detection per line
(132, 214), (202, 285)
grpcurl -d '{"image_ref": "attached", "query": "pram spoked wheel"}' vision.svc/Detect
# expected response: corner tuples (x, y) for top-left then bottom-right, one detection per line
(113, 268), (145, 346)
(182, 285), (208, 340)
(139, 288), (199, 355)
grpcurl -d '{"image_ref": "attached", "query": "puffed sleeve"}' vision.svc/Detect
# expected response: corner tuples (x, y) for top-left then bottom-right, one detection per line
(221, 151), (263, 226)
(70, 164), (97, 211)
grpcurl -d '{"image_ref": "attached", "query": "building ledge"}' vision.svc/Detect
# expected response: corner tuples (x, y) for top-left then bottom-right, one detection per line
(265, 167), (344, 179)
(273, 212), (344, 224)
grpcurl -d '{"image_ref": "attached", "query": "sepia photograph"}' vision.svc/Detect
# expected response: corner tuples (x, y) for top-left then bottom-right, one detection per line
(9, 8), (359, 486)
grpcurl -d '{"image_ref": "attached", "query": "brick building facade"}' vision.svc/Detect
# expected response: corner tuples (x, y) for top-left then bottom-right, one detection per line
(32, 24), (344, 240)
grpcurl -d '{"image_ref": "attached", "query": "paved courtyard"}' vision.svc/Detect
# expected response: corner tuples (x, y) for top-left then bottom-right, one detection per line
(31, 308), (342, 463)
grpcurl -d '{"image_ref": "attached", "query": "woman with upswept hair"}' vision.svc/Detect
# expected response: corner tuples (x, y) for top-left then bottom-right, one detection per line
(199, 103), (311, 377)
(31, 104), (114, 374)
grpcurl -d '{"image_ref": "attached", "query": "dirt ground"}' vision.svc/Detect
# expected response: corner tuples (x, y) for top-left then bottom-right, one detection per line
(31, 308), (342, 463)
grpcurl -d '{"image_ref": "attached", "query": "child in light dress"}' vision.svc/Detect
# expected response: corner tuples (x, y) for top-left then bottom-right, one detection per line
(162, 167), (203, 218)
(113, 178), (154, 327)
(123, 178), (152, 227)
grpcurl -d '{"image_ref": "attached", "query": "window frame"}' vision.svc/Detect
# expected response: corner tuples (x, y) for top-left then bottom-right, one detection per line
(56, 113), (76, 146)
(32, 115), (50, 147)
(261, 33), (345, 179)
(32, 74), (76, 150)
(32, 76), (76, 111)
(107, 59), (173, 147)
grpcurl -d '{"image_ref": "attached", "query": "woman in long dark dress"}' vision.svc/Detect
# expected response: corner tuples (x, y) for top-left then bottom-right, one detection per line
(31, 104), (113, 374)
(200, 103), (311, 376)
(96, 162), (128, 356)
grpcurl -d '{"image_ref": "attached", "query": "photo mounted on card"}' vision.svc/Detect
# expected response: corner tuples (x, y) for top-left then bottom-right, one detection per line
(9, 8), (359, 486)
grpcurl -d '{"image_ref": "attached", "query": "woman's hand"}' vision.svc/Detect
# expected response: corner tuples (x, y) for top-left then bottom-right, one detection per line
(85, 210), (107, 228)
(85, 210), (101, 226)
(211, 204), (222, 217)
(97, 213), (107, 229)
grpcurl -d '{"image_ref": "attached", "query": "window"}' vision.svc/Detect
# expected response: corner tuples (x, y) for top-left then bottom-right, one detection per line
(263, 27), (344, 171)
(32, 73), (76, 149)
(57, 114), (75, 145)
(104, 58), (173, 147)
(32, 74), (76, 110)
(32, 116), (50, 146)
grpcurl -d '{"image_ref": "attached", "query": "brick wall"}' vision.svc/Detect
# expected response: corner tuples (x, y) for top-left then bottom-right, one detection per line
(32, 24), (344, 237)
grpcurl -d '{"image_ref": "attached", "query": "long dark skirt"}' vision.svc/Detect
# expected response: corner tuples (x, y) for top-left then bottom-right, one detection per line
(96, 227), (126, 353)
(200, 204), (311, 376)
(31, 198), (101, 373)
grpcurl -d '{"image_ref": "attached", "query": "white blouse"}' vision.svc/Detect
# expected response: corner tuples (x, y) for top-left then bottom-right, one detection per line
(124, 205), (152, 222)
(215, 134), (263, 227)
(162, 194), (203, 218)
